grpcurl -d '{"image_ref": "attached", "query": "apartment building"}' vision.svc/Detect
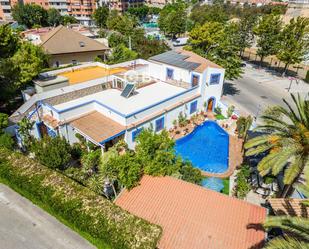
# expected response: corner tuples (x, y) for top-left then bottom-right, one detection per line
(0, 0), (95, 26)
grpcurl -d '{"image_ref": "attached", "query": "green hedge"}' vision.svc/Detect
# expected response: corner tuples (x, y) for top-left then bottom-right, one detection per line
(0, 148), (161, 249)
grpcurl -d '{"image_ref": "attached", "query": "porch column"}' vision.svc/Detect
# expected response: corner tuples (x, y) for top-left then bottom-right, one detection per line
(101, 144), (105, 155)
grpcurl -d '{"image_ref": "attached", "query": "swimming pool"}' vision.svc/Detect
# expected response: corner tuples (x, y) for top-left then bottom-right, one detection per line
(175, 121), (229, 173)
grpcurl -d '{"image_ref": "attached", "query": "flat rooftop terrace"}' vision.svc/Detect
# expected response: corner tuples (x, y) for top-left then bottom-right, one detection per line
(53, 82), (186, 116)
(58, 66), (128, 85)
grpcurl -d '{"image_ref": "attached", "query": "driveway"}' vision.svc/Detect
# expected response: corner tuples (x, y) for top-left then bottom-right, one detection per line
(0, 184), (95, 249)
(221, 63), (309, 123)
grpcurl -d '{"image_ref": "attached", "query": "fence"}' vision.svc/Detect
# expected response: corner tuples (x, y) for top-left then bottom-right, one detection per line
(242, 48), (309, 80)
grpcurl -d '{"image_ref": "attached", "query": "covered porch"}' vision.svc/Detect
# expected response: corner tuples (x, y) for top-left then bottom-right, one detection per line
(70, 111), (126, 153)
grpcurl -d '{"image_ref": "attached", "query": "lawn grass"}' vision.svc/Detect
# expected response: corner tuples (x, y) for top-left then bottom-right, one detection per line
(221, 178), (230, 195)
(0, 176), (111, 249)
(215, 114), (226, 120)
(202, 177), (230, 195)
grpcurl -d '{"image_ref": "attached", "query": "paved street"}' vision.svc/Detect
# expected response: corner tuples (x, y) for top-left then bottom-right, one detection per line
(221, 63), (309, 123)
(0, 184), (95, 249)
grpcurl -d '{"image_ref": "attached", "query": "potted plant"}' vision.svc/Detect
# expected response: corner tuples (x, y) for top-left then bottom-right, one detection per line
(172, 119), (177, 129)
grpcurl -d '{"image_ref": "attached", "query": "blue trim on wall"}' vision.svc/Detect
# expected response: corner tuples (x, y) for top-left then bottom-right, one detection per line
(166, 67), (174, 79)
(40, 85), (199, 120)
(126, 86), (199, 118)
(35, 121), (43, 139)
(155, 116), (164, 132)
(209, 73), (221, 85)
(132, 127), (143, 142)
(190, 100), (198, 114)
(191, 73), (200, 88)
(99, 130), (126, 145)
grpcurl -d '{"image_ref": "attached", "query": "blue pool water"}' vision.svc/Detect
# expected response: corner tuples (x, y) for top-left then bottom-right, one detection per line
(202, 178), (224, 192)
(175, 121), (229, 173)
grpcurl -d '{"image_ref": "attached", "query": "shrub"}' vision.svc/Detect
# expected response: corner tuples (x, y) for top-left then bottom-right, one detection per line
(136, 129), (180, 177)
(0, 148), (162, 249)
(0, 113), (8, 131)
(0, 133), (14, 149)
(71, 143), (84, 160)
(31, 136), (72, 170)
(227, 105), (235, 118)
(179, 160), (203, 185)
(214, 106), (222, 115)
(81, 149), (101, 175)
(106, 151), (142, 189)
(236, 115), (253, 140)
(305, 70), (309, 83)
(235, 164), (251, 199)
(178, 112), (188, 127)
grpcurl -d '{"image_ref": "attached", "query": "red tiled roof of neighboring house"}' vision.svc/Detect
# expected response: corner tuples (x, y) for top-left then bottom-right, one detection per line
(269, 198), (309, 218)
(115, 175), (267, 249)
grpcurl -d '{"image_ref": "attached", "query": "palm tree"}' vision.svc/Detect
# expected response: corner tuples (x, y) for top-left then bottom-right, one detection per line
(263, 182), (309, 249)
(244, 94), (309, 197)
(236, 115), (253, 151)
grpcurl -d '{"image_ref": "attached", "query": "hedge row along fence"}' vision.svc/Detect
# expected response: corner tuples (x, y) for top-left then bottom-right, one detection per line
(0, 148), (161, 249)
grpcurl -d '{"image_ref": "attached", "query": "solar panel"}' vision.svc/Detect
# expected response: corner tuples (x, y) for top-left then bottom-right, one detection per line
(121, 83), (135, 98)
(149, 51), (200, 71)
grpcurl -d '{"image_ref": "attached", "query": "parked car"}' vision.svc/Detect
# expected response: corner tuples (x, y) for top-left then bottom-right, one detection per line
(172, 37), (188, 47)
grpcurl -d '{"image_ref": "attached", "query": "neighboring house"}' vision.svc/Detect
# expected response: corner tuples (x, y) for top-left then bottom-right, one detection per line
(39, 25), (109, 67)
(9, 50), (225, 151)
(115, 175), (267, 249)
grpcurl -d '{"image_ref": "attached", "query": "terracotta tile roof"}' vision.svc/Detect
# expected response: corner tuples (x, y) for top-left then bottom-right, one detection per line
(115, 175), (267, 249)
(269, 198), (309, 218)
(178, 49), (223, 73)
(40, 25), (109, 55)
(70, 111), (125, 144)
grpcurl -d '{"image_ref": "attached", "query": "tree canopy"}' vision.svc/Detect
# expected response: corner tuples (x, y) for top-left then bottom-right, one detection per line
(12, 3), (48, 28)
(0, 24), (19, 59)
(0, 25), (48, 106)
(47, 8), (63, 26)
(158, 0), (187, 37)
(276, 17), (309, 75)
(92, 6), (109, 28)
(12, 3), (77, 28)
(189, 21), (242, 80)
(253, 14), (282, 65)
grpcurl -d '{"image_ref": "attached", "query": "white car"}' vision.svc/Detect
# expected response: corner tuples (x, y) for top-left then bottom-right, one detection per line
(172, 37), (188, 47)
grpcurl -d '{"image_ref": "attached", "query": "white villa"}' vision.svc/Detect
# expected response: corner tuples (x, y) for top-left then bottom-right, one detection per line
(10, 50), (225, 150)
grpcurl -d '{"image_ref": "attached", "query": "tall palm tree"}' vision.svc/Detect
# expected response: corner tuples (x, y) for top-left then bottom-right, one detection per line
(244, 94), (309, 196)
(263, 181), (309, 249)
(264, 216), (309, 249)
